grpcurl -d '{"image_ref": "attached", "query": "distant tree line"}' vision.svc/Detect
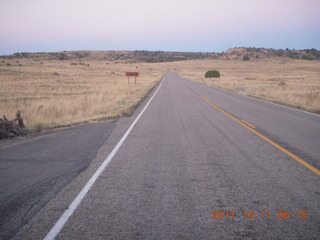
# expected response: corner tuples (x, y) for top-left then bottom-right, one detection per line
(133, 50), (218, 63)
(231, 47), (320, 60)
(1, 48), (319, 61)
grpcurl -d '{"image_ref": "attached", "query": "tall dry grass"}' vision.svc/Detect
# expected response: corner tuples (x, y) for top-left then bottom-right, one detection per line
(163, 58), (320, 113)
(0, 59), (162, 131)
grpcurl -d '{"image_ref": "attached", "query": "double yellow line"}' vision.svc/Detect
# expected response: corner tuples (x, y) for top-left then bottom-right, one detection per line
(200, 96), (320, 176)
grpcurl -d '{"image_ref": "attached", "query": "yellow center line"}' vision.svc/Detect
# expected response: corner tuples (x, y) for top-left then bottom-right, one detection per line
(241, 120), (257, 129)
(200, 96), (320, 176)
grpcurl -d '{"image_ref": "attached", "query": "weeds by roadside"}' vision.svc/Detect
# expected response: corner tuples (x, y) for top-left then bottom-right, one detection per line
(0, 60), (162, 132)
(169, 58), (320, 114)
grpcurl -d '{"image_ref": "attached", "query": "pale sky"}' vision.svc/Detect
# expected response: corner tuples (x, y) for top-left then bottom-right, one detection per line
(1, 0), (319, 55)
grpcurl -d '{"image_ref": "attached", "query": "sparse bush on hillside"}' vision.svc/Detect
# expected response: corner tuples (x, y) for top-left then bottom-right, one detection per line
(58, 53), (68, 60)
(242, 55), (250, 61)
(205, 70), (220, 78)
(286, 50), (300, 59)
(13, 52), (30, 58)
(73, 51), (90, 58)
(302, 55), (314, 60)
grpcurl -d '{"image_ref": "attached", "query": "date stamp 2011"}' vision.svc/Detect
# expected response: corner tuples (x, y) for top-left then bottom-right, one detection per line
(211, 210), (308, 220)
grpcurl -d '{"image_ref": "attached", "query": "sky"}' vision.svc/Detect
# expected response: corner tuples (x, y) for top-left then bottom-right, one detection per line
(0, 0), (319, 55)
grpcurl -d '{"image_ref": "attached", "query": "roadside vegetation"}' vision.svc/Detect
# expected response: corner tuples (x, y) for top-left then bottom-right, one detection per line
(170, 58), (320, 114)
(1, 48), (319, 135)
(0, 59), (162, 132)
(205, 70), (220, 78)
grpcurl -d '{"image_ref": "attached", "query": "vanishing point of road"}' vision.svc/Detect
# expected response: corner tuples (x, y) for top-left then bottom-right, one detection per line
(1, 72), (319, 240)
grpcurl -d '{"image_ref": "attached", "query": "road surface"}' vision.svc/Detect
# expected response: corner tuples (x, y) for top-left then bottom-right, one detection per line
(4, 72), (320, 239)
(0, 121), (117, 240)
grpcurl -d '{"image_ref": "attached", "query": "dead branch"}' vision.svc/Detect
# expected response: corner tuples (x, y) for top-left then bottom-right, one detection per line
(0, 110), (27, 139)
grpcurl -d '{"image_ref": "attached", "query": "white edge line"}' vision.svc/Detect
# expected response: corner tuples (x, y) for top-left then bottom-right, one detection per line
(43, 76), (164, 240)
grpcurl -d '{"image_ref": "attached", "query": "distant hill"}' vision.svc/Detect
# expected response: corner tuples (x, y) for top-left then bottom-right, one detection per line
(1, 48), (319, 62)
(220, 47), (320, 60)
(0, 50), (218, 63)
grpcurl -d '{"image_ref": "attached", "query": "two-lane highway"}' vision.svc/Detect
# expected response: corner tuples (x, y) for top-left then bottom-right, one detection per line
(12, 72), (320, 239)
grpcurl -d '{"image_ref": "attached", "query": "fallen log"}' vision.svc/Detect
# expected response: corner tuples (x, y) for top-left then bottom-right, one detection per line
(0, 110), (27, 139)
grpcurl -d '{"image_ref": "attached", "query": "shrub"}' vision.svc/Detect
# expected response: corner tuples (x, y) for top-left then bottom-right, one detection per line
(58, 53), (68, 60)
(242, 55), (250, 61)
(205, 70), (220, 78)
(302, 55), (314, 60)
(278, 81), (287, 89)
(70, 62), (78, 65)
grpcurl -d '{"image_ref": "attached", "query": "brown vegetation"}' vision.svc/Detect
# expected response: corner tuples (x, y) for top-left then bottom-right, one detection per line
(169, 58), (320, 113)
(0, 59), (162, 133)
(0, 110), (26, 139)
(1, 49), (319, 138)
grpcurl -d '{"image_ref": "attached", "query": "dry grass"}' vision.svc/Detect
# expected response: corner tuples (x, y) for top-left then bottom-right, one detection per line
(1, 57), (319, 133)
(161, 58), (320, 114)
(0, 59), (162, 131)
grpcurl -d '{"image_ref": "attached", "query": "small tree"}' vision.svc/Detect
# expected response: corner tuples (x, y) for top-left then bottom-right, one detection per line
(205, 70), (220, 78)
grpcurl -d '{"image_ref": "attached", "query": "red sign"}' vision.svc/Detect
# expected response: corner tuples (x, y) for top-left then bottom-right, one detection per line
(126, 72), (139, 77)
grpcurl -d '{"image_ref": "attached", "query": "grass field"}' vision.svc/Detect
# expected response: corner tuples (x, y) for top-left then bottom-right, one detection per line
(1, 56), (319, 133)
(0, 59), (162, 131)
(164, 58), (320, 114)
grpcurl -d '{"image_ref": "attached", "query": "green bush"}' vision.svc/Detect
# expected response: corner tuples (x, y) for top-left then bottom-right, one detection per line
(205, 70), (220, 78)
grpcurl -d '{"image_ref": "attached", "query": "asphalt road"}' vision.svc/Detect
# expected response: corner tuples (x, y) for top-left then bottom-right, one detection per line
(5, 72), (320, 239)
(0, 121), (116, 240)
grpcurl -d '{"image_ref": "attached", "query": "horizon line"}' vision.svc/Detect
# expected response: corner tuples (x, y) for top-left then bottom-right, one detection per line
(1, 46), (320, 56)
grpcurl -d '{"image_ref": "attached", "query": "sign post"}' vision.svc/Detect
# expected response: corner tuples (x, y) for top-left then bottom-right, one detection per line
(125, 72), (139, 84)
